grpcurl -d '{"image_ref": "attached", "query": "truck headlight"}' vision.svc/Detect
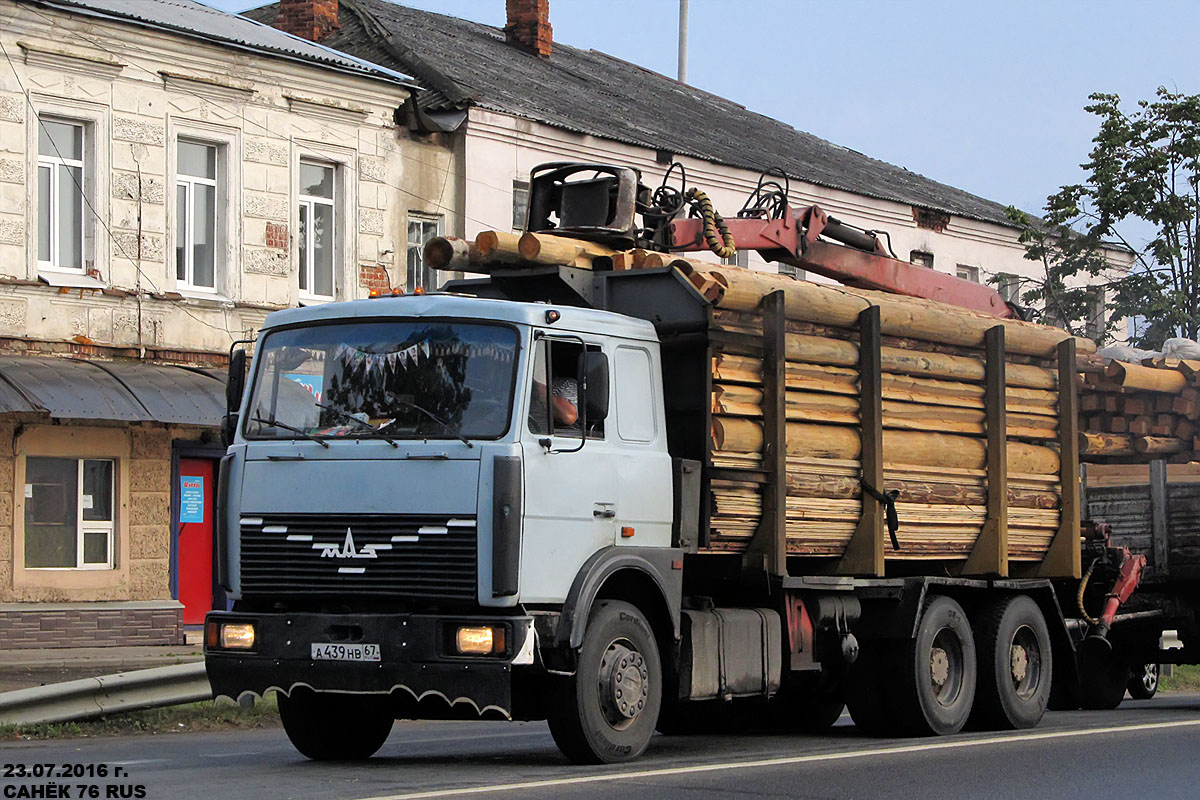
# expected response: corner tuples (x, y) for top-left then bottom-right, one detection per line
(218, 622), (256, 650)
(456, 625), (505, 655)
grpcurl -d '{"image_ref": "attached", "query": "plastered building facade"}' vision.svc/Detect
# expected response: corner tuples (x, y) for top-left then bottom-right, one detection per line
(0, 0), (456, 645)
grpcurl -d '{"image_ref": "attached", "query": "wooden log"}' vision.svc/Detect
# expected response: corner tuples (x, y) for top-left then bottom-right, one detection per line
(424, 236), (480, 271)
(1134, 436), (1187, 455)
(1105, 360), (1188, 394)
(710, 417), (1060, 473)
(1079, 432), (1136, 457)
(688, 264), (1094, 357)
(714, 327), (1059, 390)
(516, 231), (634, 269)
(784, 470), (1060, 509)
(475, 231), (525, 263)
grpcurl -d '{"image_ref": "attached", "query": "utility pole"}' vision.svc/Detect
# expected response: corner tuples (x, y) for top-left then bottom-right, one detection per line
(677, 0), (688, 83)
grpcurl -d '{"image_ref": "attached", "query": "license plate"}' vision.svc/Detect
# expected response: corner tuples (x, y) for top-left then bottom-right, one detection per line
(310, 643), (381, 662)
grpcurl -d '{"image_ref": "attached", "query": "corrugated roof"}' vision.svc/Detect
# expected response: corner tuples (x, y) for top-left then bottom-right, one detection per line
(245, 0), (1025, 228)
(28, 0), (417, 86)
(0, 356), (226, 426)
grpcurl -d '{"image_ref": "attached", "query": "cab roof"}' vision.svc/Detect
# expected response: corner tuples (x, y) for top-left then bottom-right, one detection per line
(260, 293), (659, 341)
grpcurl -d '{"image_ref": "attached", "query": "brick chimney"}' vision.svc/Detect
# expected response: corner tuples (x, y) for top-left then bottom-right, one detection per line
(274, 0), (340, 42)
(504, 0), (552, 58)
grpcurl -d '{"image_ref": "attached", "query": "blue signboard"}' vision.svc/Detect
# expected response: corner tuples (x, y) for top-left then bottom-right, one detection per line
(180, 475), (204, 524)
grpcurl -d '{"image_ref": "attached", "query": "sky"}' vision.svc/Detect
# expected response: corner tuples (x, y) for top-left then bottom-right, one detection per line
(205, 0), (1199, 250)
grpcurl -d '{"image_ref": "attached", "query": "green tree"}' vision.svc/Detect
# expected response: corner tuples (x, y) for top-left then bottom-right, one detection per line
(1004, 88), (1200, 348)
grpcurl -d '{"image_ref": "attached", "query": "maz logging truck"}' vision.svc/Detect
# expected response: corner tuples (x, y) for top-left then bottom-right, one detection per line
(205, 163), (1175, 764)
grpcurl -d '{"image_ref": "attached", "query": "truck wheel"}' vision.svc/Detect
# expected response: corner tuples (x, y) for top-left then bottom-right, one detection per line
(547, 600), (662, 764)
(844, 640), (893, 735)
(969, 595), (1052, 730)
(1077, 646), (1128, 710)
(277, 688), (394, 760)
(891, 595), (977, 736)
(1127, 663), (1159, 700)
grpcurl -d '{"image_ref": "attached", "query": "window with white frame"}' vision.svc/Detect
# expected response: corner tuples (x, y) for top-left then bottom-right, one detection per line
(956, 264), (981, 283)
(996, 272), (1020, 303)
(406, 212), (443, 293)
(513, 180), (530, 231)
(24, 457), (115, 570)
(299, 160), (336, 299)
(720, 250), (749, 269)
(37, 118), (85, 271)
(175, 140), (218, 291)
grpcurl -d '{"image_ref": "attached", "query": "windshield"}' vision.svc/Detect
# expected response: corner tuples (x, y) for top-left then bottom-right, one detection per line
(244, 320), (519, 442)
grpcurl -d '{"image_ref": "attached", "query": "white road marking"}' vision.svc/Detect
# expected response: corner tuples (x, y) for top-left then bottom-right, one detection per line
(357, 719), (1200, 800)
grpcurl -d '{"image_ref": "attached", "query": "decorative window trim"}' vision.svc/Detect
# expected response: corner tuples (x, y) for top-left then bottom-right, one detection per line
(284, 94), (368, 125)
(18, 41), (124, 80)
(167, 119), (240, 300)
(160, 71), (255, 104)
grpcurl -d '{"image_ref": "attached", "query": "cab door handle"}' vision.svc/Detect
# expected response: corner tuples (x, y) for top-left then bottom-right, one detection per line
(593, 507), (616, 519)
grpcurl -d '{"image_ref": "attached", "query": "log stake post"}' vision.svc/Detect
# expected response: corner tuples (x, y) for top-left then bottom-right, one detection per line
(963, 325), (1008, 577)
(745, 291), (788, 576)
(835, 305), (885, 577)
(1033, 337), (1081, 578)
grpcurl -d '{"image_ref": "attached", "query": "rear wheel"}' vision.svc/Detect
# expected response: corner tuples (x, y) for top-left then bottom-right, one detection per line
(890, 595), (977, 736)
(1127, 663), (1160, 700)
(969, 595), (1052, 730)
(547, 600), (662, 764)
(277, 688), (394, 760)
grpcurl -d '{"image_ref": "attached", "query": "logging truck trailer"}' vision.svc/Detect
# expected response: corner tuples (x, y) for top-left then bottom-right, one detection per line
(204, 163), (1149, 764)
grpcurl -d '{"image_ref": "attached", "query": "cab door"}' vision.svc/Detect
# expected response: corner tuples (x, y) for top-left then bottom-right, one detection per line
(519, 335), (617, 603)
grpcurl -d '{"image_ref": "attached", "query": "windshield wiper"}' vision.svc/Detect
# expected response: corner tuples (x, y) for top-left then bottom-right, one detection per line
(250, 415), (330, 448)
(316, 403), (399, 448)
(394, 400), (473, 448)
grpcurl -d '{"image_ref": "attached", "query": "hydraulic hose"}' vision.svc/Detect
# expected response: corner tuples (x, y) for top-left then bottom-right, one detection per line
(684, 187), (736, 259)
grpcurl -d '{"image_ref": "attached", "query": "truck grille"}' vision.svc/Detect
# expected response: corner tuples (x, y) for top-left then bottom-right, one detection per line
(238, 514), (477, 600)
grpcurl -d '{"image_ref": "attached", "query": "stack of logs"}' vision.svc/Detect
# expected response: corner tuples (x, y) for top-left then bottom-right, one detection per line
(680, 262), (1082, 563)
(1078, 359), (1200, 462)
(427, 230), (1096, 569)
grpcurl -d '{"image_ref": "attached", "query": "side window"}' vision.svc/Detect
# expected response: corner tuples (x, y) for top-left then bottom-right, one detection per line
(299, 160), (337, 299)
(37, 118), (85, 271)
(615, 346), (656, 443)
(406, 212), (443, 292)
(175, 139), (219, 292)
(24, 456), (115, 570)
(526, 338), (604, 439)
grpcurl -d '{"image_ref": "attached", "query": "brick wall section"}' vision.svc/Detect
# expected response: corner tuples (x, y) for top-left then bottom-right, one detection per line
(0, 606), (182, 649)
(265, 222), (288, 249)
(359, 264), (391, 293)
(273, 0), (339, 42)
(504, 0), (553, 58)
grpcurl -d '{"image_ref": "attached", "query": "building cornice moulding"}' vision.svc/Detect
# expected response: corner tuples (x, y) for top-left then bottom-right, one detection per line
(284, 94), (369, 125)
(160, 70), (255, 104)
(18, 40), (124, 80)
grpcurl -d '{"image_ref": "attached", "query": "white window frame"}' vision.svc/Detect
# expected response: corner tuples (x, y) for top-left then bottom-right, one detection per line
(36, 117), (86, 273)
(956, 264), (981, 283)
(406, 212), (444, 292)
(299, 159), (337, 301)
(175, 140), (219, 293)
(25, 457), (115, 571)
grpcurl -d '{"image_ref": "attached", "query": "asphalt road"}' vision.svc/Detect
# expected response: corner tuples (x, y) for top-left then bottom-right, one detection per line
(4, 696), (1200, 800)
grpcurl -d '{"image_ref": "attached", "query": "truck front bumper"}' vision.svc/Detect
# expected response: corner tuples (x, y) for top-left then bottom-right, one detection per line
(204, 611), (534, 719)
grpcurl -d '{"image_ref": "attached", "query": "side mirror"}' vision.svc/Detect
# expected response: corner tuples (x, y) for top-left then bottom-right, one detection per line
(578, 351), (609, 422)
(222, 348), (247, 447)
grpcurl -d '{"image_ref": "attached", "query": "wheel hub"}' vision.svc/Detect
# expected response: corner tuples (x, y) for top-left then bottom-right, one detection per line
(598, 641), (649, 728)
(930, 647), (950, 687)
(1011, 643), (1029, 683)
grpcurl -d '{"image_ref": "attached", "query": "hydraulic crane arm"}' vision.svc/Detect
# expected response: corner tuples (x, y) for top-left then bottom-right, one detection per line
(666, 204), (1016, 318)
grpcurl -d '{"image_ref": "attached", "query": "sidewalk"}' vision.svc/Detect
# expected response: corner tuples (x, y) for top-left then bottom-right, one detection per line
(0, 644), (204, 694)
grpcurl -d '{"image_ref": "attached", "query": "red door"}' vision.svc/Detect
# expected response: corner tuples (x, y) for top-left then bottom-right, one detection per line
(178, 458), (215, 625)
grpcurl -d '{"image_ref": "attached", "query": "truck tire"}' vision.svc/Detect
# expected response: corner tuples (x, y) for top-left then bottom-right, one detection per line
(547, 600), (663, 764)
(844, 640), (893, 735)
(1127, 663), (1159, 699)
(277, 688), (394, 760)
(969, 595), (1052, 730)
(890, 595), (977, 736)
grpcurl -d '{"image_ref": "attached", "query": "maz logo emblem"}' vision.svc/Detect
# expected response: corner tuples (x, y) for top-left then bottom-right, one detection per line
(313, 528), (392, 574)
